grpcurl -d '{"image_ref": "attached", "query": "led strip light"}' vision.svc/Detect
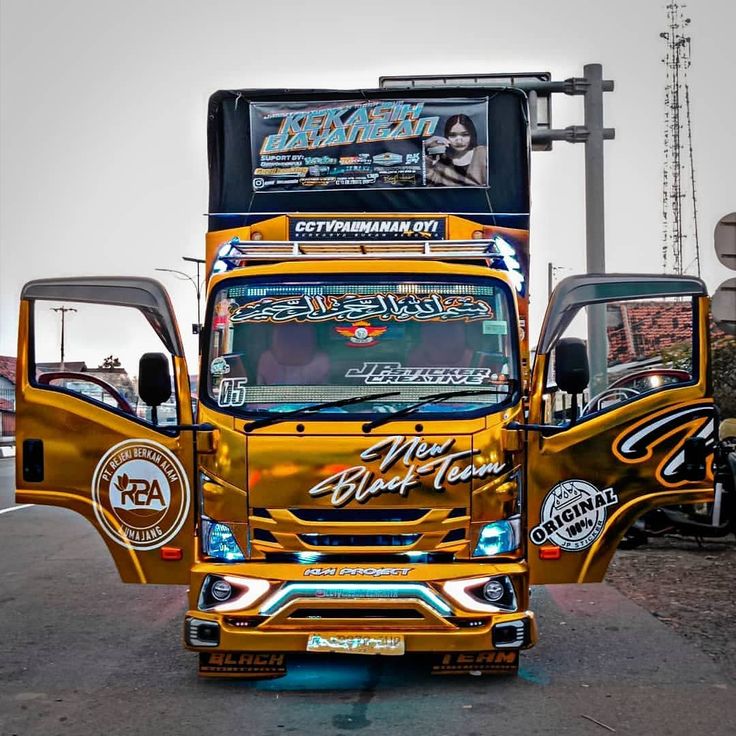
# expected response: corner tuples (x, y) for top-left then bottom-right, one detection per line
(259, 582), (452, 617)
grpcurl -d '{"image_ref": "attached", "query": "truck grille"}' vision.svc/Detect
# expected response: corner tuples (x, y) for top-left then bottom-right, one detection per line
(298, 533), (421, 548)
(249, 506), (468, 555)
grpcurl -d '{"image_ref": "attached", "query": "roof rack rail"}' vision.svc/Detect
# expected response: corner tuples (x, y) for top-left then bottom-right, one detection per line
(213, 237), (504, 265)
(209, 235), (525, 293)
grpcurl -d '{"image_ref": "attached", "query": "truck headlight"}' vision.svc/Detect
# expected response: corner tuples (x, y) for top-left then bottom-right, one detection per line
(472, 519), (519, 557)
(201, 517), (245, 561)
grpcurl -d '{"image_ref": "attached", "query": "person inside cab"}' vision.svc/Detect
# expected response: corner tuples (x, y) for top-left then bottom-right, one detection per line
(257, 323), (330, 385)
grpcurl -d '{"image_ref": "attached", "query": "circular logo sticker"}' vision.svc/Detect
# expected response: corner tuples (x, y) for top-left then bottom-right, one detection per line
(92, 439), (190, 551)
(529, 479), (618, 552)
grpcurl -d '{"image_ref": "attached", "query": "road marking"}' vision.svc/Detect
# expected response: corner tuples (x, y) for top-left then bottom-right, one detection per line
(0, 504), (34, 515)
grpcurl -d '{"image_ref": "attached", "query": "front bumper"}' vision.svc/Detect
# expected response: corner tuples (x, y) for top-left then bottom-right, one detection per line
(184, 561), (536, 655)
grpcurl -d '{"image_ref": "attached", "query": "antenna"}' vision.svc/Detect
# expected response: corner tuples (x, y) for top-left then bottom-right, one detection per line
(661, 2), (701, 276)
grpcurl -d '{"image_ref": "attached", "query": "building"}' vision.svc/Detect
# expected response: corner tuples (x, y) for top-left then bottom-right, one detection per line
(0, 355), (16, 439)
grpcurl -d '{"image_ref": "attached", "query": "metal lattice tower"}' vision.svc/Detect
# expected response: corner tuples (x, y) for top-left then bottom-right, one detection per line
(660, 2), (701, 276)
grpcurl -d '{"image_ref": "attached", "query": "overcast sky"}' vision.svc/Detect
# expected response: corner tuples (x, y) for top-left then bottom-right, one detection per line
(1, 0), (734, 374)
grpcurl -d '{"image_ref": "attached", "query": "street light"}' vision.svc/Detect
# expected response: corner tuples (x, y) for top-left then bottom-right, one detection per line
(155, 257), (206, 335)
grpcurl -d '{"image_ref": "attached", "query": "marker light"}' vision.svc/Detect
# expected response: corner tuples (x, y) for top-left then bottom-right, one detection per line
(201, 518), (246, 562)
(472, 520), (518, 557)
(494, 236), (525, 294)
(251, 231), (264, 241)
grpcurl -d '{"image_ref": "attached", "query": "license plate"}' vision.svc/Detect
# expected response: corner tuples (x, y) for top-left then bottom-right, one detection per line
(307, 633), (405, 655)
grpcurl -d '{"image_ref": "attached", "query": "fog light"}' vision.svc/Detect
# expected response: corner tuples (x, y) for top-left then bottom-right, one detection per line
(473, 520), (517, 557)
(492, 620), (527, 648)
(186, 617), (221, 647)
(211, 579), (233, 601)
(482, 580), (505, 602)
(199, 575), (271, 613)
(443, 575), (517, 614)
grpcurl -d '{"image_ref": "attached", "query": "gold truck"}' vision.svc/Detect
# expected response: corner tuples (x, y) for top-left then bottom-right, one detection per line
(16, 86), (715, 678)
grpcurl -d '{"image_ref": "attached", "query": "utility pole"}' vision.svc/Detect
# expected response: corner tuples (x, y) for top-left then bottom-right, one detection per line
(380, 66), (615, 395)
(50, 306), (77, 366)
(156, 257), (206, 336)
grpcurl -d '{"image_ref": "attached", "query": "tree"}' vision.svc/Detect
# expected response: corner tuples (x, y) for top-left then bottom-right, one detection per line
(659, 331), (735, 419)
(711, 336), (736, 419)
(101, 355), (121, 370)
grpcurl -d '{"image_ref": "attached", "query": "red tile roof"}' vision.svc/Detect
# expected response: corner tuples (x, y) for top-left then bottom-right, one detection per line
(607, 302), (692, 366)
(0, 356), (16, 384)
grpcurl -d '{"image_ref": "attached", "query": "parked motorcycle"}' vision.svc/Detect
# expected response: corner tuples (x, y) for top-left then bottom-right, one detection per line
(621, 422), (736, 547)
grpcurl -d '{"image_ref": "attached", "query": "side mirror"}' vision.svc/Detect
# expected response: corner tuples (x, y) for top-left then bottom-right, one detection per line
(555, 338), (590, 395)
(139, 352), (172, 408)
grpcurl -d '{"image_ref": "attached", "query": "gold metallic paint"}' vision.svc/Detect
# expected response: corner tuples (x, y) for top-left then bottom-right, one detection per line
(16, 300), (195, 584)
(526, 295), (712, 585)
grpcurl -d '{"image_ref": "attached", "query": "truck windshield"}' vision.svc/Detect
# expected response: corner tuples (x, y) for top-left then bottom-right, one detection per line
(205, 277), (518, 418)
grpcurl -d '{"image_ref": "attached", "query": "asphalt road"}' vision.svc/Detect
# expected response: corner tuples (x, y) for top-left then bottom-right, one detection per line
(1, 456), (734, 736)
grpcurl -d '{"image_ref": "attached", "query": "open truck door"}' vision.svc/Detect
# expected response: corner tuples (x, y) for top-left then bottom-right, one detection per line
(16, 278), (196, 583)
(526, 275), (715, 584)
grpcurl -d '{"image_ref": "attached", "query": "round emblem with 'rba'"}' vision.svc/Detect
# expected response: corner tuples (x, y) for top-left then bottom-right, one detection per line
(529, 479), (618, 552)
(92, 439), (190, 551)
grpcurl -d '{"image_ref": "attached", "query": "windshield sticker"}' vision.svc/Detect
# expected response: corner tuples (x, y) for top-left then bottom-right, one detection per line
(230, 293), (493, 324)
(210, 357), (231, 376)
(91, 439), (191, 551)
(308, 435), (506, 507)
(213, 295), (234, 330)
(217, 378), (249, 407)
(336, 322), (387, 346)
(482, 320), (508, 335)
(345, 362), (500, 386)
(529, 480), (618, 552)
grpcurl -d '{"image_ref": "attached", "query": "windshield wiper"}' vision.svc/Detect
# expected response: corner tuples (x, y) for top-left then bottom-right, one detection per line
(362, 386), (511, 432)
(243, 392), (401, 432)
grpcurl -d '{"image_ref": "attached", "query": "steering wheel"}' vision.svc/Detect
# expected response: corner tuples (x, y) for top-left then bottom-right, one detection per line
(610, 368), (691, 391)
(581, 387), (640, 416)
(581, 368), (692, 417)
(38, 371), (135, 414)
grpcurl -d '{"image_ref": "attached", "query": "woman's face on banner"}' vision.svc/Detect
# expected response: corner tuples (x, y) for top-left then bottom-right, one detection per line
(447, 122), (472, 153)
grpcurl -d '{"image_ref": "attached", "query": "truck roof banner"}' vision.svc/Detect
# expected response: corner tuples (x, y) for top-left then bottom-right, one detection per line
(207, 87), (530, 226)
(249, 98), (489, 193)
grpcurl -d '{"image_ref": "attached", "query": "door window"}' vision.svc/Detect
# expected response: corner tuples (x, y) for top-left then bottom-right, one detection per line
(31, 300), (180, 426)
(545, 295), (696, 423)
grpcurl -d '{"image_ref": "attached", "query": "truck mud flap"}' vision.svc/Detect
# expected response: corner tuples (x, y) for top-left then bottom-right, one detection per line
(429, 650), (519, 676)
(198, 652), (287, 679)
